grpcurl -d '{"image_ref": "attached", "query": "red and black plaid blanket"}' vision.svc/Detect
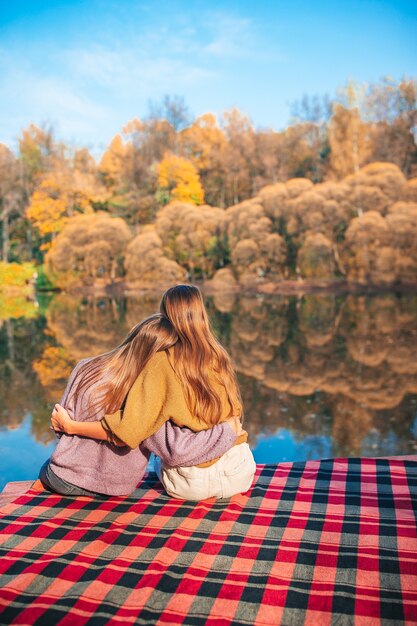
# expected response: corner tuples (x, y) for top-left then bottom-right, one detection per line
(0, 458), (416, 625)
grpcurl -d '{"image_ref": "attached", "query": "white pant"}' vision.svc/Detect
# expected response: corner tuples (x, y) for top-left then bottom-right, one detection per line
(155, 443), (256, 501)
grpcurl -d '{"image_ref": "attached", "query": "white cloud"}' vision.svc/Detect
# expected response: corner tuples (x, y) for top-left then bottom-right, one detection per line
(65, 45), (217, 90)
(203, 14), (255, 58)
(0, 8), (271, 150)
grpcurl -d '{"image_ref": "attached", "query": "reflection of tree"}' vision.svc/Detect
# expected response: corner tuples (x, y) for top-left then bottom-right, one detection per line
(125, 294), (161, 330)
(1, 291), (416, 457)
(226, 292), (417, 455)
(330, 398), (373, 456)
(0, 315), (53, 441)
(33, 346), (73, 402)
(238, 375), (334, 448)
(45, 294), (127, 361)
(31, 400), (58, 445)
(0, 295), (37, 321)
(228, 297), (289, 381)
(298, 295), (337, 347)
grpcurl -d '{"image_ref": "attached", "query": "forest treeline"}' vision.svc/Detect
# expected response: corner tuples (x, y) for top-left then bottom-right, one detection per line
(1, 77), (416, 288)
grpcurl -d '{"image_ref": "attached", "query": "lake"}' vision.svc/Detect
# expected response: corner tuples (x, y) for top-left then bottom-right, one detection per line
(1, 290), (416, 491)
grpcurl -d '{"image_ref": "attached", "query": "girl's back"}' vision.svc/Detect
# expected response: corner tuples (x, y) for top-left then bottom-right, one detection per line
(50, 359), (148, 496)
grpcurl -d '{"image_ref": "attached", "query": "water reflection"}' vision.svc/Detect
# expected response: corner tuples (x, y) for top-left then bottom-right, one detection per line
(0, 291), (416, 489)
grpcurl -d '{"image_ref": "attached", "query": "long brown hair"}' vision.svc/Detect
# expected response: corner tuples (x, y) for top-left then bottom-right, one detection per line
(71, 314), (178, 415)
(160, 284), (242, 425)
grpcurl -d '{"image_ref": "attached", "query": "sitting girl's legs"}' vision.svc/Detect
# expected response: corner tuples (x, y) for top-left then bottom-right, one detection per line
(155, 443), (256, 501)
(39, 461), (103, 497)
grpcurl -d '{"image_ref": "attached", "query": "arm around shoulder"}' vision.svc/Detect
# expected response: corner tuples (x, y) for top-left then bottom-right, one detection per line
(144, 421), (238, 468)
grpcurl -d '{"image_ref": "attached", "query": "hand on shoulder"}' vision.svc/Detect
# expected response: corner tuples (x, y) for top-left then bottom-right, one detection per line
(51, 404), (75, 435)
(226, 415), (244, 436)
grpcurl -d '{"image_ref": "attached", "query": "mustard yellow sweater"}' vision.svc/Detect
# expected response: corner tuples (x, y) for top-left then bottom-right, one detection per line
(101, 348), (246, 451)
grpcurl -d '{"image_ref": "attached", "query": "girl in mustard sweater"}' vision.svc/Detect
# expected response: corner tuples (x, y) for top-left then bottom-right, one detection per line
(52, 285), (256, 500)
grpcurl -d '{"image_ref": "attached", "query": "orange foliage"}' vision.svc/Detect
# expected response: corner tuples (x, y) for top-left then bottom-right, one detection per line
(26, 159), (109, 250)
(33, 345), (74, 401)
(99, 134), (127, 185)
(26, 177), (69, 248)
(157, 154), (205, 205)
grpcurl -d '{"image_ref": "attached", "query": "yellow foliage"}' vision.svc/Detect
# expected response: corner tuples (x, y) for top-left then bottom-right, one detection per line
(26, 163), (109, 249)
(33, 346), (74, 391)
(329, 104), (372, 179)
(0, 295), (37, 320)
(27, 179), (69, 245)
(0, 261), (36, 290)
(157, 154), (204, 205)
(99, 134), (127, 184)
(0, 261), (37, 319)
(179, 113), (227, 170)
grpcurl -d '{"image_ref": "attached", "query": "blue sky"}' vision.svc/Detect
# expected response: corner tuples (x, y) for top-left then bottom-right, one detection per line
(0, 0), (416, 155)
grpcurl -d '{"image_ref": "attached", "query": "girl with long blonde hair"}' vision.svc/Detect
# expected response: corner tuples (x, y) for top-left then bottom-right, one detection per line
(51, 285), (256, 500)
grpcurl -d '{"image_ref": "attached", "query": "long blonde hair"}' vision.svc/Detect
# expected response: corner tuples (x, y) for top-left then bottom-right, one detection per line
(71, 314), (178, 414)
(160, 284), (242, 425)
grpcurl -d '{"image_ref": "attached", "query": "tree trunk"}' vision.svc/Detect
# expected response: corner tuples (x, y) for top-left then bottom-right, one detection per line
(1, 202), (12, 262)
(2, 212), (9, 262)
(233, 175), (239, 205)
(6, 319), (15, 362)
(110, 258), (117, 283)
(333, 243), (346, 276)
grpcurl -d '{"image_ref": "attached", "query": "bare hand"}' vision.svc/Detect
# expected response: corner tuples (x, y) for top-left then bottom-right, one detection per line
(226, 415), (244, 436)
(51, 404), (74, 435)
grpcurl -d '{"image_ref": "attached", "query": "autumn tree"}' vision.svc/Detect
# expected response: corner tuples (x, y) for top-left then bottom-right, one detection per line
(19, 124), (58, 186)
(298, 233), (336, 279)
(385, 201), (417, 283)
(148, 94), (191, 134)
(99, 134), (127, 187)
(364, 77), (417, 177)
(26, 153), (108, 252)
(124, 226), (186, 284)
(287, 93), (332, 182)
(344, 162), (407, 216)
(98, 134), (152, 223)
(157, 155), (204, 205)
(179, 113), (227, 206)
(0, 145), (25, 262)
(104, 117), (176, 224)
(1, 125), (62, 264)
(221, 109), (256, 205)
(45, 213), (131, 287)
(342, 211), (394, 284)
(155, 201), (226, 278)
(224, 199), (286, 282)
(329, 105), (372, 179)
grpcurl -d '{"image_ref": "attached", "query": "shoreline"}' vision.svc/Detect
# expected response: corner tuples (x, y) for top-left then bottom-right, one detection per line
(4, 278), (417, 302)
(53, 278), (417, 298)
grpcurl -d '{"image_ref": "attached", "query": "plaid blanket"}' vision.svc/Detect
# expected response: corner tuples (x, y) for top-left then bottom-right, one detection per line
(0, 458), (416, 625)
